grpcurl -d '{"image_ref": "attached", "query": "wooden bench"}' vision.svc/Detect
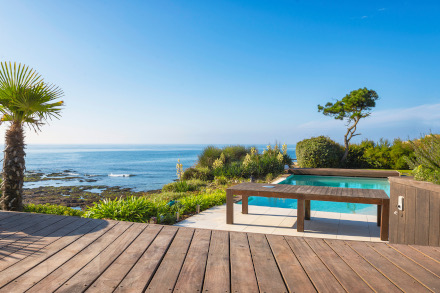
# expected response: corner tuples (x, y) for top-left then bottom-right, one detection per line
(226, 182), (390, 241)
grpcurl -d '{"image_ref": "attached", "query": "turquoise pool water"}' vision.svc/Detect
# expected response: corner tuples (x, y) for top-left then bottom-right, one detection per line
(241, 175), (390, 215)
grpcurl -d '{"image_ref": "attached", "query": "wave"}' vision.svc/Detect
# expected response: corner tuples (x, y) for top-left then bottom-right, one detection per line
(108, 173), (135, 177)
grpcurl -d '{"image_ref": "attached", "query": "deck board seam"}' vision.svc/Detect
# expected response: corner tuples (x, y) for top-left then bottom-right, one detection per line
(345, 241), (415, 292)
(323, 239), (383, 292)
(25, 222), (126, 292)
(0, 218), (95, 273)
(245, 233), (261, 293)
(366, 243), (437, 292)
(60, 223), (150, 292)
(282, 236), (319, 292)
(110, 225), (165, 291)
(265, 234), (296, 293)
(302, 238), (352, 292)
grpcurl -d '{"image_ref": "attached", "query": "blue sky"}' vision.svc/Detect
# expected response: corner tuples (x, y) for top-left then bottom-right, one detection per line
(0, 0), (439, 145)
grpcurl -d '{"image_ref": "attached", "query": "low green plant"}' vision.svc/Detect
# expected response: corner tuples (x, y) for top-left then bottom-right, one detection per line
(24, 203), (84, 217)
(214, 175), (228, 186)
(83, 196), (156, 222)
(198, 146), (223, 168)
(83, 189), (226, 224)
(162, 179), (208, 192)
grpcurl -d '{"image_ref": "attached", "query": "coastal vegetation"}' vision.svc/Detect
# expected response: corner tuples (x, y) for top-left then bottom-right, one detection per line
(318, 88), (379, 163)
(407, 134), (440, 184)
(184, 144), (292, 181)
(296, 136), (414, 170)
(0, 62), (63, 211)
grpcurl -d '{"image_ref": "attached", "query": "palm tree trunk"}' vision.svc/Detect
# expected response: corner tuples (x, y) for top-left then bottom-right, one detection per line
(1, 122), (25, 211)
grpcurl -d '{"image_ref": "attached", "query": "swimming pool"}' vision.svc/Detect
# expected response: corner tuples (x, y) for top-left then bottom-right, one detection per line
(240, 175), (390, 215)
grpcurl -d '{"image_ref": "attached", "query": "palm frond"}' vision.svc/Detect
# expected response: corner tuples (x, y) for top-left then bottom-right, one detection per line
(0, 62), (64, 130)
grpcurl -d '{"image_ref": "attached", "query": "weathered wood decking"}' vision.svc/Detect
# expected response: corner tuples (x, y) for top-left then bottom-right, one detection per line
(0, 211), (439, 292)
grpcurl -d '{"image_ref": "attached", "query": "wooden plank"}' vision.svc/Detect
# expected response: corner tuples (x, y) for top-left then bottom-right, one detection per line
(285, 236), (345, 292)
(0, 212), (21, 222)
(429, 191), (440, 246)
(297, 199), (305, 232)
(145, 228), (194, 292)
(55, 223), (147, 292)
(86, 225), (163, 293)
(230, 231), (259, 293)
(404, 186), (417, 244)
(0, 219), (112, 289)
(388, 243), (440, 278)
(0, 214), (63, 247)
(347, 241), (430, 292)
(266, 235), (316, 292)
(324, 239), (401, 293)
(0, 217), (92, 271)
(0, 216), (77, 262)
(25, 222), (133, 293)
(0, 213), (41, 235)
(380, 199), (390, 241)
(247, 233), (287, 292)
(410, 245), (440, 263)
(369, 242), (440, 292)
(305, 238), (373, 292)
(226, 189), (233, 224)
(174, 229), (211, 292)
(415, 188), (430, 246)
(202, 230), (230, 293)
(389, 182), (401, 243)
(114, 226), (178, 292)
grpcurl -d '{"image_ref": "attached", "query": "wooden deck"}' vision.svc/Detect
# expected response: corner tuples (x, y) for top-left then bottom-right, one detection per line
(0, 211), (439, 292)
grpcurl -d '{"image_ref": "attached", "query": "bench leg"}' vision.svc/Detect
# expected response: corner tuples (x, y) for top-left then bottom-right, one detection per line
(297, 199), (305, 232)
(380, 200), (389, 241)
(242, 195), (248, 214)
(305, 200), (311, 220)
(226, 190), (234, 224)
(377, 205), (381, 226)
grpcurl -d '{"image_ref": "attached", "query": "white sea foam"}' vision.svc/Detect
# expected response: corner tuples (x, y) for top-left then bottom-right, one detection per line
(108, 173), (134, 177)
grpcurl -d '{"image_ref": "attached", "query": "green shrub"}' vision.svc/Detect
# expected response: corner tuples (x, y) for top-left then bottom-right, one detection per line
(182, 166), (213, 181)
(265, 173), (274, 182)
(221, 145), (250, 164)
(214, 175), (228, 185)
(198, 146), (222, 168)
(162, 179), (208, 192)
(24, 203), (84, 217)
(406, 134), (440, 184)
(296, 136), (343, 168)
(390, 139), (414, 170)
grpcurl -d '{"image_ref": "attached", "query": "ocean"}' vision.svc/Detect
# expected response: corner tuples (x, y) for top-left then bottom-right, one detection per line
(23, 144), (297, 192)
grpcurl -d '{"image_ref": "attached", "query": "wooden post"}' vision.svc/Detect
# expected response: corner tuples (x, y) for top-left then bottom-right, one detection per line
(242, 195), (248, 214)
(377, 205), (382, 226)
(297, 199), (305, 232)
(226, 189), (234, 224)
(196, 204), (200, 213)
(305, 200), (311, 220)
(380, 199), (390, 241)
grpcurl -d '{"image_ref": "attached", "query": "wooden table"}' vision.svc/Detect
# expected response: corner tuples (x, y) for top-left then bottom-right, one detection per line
(226, 183), (390, 241)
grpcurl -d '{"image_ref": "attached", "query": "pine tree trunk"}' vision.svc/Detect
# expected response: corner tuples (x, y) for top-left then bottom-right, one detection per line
(1, 122), (25, 211)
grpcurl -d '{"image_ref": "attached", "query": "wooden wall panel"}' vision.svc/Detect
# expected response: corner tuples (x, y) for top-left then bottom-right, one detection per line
(389, 177), (440, 247)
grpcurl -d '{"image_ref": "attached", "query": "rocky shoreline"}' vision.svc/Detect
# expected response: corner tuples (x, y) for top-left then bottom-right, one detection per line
(23, 170), (161, 210)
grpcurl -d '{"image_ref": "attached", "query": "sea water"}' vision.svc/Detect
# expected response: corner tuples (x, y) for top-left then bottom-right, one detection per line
(23, 144), (297, 192)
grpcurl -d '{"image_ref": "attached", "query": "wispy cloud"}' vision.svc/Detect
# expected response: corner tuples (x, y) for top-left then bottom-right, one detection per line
(378, 8), (386, 11)
(296, 103), (440, 141)
(361, 15), (368, 19)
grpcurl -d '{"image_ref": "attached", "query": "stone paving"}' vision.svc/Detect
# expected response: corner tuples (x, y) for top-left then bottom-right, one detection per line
(175, 203), (383, 242)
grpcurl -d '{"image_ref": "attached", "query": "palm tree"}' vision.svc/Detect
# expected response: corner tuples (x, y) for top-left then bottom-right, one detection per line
(0, 62), (63, 211)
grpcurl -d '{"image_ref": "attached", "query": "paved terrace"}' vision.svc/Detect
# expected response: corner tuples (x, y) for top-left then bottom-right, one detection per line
(0, 211), (439, 292)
